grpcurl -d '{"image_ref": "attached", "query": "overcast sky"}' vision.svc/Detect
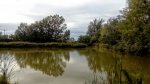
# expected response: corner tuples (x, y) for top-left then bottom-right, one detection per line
(0, 0), (126, 39)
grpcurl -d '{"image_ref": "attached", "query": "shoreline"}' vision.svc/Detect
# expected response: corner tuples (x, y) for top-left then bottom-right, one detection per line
(0, 42), (87, 48)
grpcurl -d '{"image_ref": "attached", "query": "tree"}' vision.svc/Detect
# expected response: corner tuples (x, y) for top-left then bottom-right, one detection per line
(100, 17), (121, 46)
(78, 19), (104, 44)
(0, 32), (3, 40)
(15, 23), (28, 41)
(40, 15), (67, 42)
(118, 0), (150, 53)
(15, 15), (69, 42)
(78, 35), (91, 44)
(87, 19), (104, 44)
(63, 30), (70, 42)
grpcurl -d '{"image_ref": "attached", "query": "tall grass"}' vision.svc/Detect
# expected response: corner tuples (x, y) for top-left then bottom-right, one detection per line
(0, 42), (87, 48)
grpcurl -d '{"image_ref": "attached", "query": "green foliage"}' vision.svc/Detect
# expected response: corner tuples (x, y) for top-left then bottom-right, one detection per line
(78, 19), (104, 45)
(87, 19), (104, 44)
(100, 17), (121, 46)
(63, 30), (70, 42)
(78, 35), (91, 44)
(117, 0), (150, 53)
(15, 15), (70, 42)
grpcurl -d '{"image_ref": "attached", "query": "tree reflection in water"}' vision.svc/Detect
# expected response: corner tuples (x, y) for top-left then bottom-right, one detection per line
(79, 48), (143, 84)
(0, 48), (147, 84)
(14, 49), (70, 77)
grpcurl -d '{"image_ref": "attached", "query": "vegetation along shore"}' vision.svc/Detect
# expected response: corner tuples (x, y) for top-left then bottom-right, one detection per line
(0, 42), (87, 48)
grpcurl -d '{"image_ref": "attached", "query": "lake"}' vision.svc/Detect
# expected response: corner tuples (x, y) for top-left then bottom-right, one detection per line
(0, 48), (150, 84)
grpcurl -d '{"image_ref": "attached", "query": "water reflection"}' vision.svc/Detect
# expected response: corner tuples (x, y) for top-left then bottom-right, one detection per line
(78, 48), (117, 73)
(85, 69), (109, 84)
(121, 55), (150, 84)
(14, 49), (70, 77)
(79, 48), (145, 84)
(0, 48), (149, 84)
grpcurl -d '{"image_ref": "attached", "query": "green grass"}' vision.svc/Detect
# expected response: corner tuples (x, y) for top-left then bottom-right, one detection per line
(0, 42), (87, 48)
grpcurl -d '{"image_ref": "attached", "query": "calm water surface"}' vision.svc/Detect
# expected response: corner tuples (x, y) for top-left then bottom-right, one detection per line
(0, 48), (150, 84)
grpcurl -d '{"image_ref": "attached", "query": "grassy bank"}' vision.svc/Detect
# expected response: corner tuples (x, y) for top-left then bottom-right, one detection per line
(0, 42), (87, 48)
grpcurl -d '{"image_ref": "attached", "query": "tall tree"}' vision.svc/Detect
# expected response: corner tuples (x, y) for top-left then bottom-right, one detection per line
(100, 17), (121, 46)
(118, 0), (150, 53)
(63, 30), (70, 42)
(15, 23), (28, 41)
(87, 19), (104, 44)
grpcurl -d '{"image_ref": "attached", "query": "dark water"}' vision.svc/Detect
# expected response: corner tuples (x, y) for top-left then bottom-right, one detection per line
(0, 48), (149, 84)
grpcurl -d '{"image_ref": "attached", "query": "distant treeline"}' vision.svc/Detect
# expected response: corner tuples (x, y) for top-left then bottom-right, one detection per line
(0, 15), (74, 43)
(15, 15), (71, 42)
(78, 0), (150, 54)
